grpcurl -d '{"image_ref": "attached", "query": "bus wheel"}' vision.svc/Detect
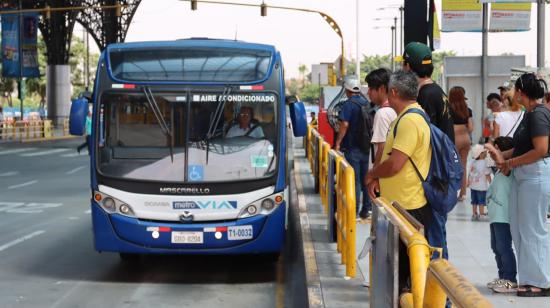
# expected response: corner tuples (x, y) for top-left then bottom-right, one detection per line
(119, 253), (140, 263)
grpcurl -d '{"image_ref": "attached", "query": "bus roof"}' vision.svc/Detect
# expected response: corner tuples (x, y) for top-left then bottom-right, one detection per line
(106, 38), (277, 54)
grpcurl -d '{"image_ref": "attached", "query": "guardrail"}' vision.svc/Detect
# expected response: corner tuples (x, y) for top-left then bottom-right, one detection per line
(335, 153), (356, 278)
(374, 197), (492, 308)
(303, 124), (492, 306)
(0, 119), (69, 141)
(306, 125), (357, 278)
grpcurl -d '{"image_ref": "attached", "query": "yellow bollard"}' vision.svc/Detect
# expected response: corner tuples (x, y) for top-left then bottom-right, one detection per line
(344, 165), (356, 278)
(43, 120), (52, 138)
(400, 292), (414, 308)
(407, 233), (431, 308)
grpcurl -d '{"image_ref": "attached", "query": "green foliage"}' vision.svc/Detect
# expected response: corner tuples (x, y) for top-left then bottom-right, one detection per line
(299, 84), (321, 103)
(348, 51), (456, 83)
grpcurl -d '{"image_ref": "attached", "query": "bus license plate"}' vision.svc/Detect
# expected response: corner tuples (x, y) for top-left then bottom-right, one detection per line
(171, 231), (203, 244)
(228, 225), (253, 240)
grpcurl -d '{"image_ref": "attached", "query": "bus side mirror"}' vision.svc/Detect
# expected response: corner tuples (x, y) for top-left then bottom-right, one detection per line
(285, 95), (299, 105)
(69, 97), (88, 136)
(79, 91), (93, 101)
(289, 101), (307, 137)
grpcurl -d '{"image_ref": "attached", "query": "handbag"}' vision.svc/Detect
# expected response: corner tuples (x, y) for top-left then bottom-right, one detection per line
(499, 111), (524, 144)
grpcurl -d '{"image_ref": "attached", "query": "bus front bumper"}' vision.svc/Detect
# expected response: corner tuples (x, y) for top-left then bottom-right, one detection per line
(91, 201), (286, 255)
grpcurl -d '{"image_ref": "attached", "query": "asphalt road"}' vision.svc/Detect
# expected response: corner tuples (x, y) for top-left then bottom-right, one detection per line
(0, 139), (306, 308)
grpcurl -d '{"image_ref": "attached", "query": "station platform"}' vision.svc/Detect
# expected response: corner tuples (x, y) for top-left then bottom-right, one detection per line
(293, 140), (548, 307)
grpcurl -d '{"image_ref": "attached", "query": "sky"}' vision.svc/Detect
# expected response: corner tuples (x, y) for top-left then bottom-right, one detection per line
(118, 0), (550, 78)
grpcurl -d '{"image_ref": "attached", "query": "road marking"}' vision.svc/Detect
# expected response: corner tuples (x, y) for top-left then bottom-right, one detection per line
(61, 152), (85, 158)
(0, 148), (36, 155)
(66, 166), (86, 175)
(8, 180), (38, 190)
(0, 230), (45, 252)
(84, 210), (91, 214)
(20, 148), (69, 157)
(0, 171), (19, 177)
(0, 202), (63, 213)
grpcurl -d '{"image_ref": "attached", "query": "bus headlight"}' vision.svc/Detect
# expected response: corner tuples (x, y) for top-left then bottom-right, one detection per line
(246, 205), (258, 215)
(261, 199), (275, 210)
(102, 197), (116, 211)
(238, 193), (284, 219)
(94, 191), (135, 217)
(119, 204), (135, 216)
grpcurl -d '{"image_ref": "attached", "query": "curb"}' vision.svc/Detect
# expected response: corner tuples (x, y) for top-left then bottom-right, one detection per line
(293, 156), (324, 308)
(21, 135), (79, 143)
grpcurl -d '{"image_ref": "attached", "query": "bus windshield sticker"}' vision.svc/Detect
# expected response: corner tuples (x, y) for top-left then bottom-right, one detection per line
(191, 93), (276, 103)
(250, 155), (268, 168)
(188, 165), (204, 181)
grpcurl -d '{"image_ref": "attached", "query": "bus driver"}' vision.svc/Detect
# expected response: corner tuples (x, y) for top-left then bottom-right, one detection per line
(225, 106), (264, 138)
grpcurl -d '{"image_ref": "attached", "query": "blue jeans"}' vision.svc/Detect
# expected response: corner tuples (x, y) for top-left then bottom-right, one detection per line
(490, 223), (517, 282)
(343, 148), (371, 215)
(510, 159), (550, 288)
(426, 209), (448, 259)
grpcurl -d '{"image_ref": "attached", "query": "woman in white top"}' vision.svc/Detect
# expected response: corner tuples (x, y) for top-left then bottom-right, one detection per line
(493, 91), (524, 139)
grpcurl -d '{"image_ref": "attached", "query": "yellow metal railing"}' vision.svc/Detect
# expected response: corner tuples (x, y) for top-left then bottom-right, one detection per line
(374, 197), (492, 308)
(305, 126), (357, 278)
(319, 140), (331, 212)
(303, 124), (492, 306)
(335, 153), (356, 278)
(1, 119), (61, 141)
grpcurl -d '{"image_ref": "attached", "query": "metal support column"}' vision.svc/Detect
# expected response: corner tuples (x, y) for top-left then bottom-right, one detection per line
(481, 3), (488, 124)
(537, 0), (546, 68)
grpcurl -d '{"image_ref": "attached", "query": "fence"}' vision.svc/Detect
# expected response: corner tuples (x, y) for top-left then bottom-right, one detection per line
(304, 125), (492, 307)
(306, 125), (357, 278)
(373, 198), (492, 308)
(0, 118), (70, 141)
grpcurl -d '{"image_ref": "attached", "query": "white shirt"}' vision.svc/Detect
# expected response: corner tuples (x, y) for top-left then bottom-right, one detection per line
(468, 159), (491, 191)
(371, 105), (397, 144)
(226, 124), (264, 138)
(495, 110), (524, 137)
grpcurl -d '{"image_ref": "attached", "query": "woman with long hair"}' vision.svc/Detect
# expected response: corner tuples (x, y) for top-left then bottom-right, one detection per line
(486, 73), (550, 296)
(449, 86), (473, 201)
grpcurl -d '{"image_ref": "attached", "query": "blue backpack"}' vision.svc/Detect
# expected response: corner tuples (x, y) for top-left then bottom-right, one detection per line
(393, 108), (464, 215)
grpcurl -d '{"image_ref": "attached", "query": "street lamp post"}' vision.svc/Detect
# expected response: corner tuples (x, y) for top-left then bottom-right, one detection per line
(180, 0), (346, 78)
(374, 25), (395, 70)
(378, 5), (404, 54)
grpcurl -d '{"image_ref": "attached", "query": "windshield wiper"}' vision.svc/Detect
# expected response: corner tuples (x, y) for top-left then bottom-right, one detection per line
(143, 86), (174, 162)
(204, 86), (232, 164)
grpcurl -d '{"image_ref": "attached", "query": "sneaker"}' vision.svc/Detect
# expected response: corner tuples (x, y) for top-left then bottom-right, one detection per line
(487, 278), (502, 288)
(491, 279), (518, 293)
(471, 214), (478, 221)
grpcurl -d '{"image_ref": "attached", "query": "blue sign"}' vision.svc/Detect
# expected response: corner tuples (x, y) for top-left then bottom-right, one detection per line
(172, 201), (238, 210)
(188, 165), (204, 182)
(1, 12), (40, 78)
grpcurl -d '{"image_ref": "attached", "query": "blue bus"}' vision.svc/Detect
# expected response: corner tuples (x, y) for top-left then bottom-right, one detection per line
(70, 38), (307, 260)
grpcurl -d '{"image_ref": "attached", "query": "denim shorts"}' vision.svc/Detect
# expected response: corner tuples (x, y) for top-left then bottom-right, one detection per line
(471, 189), (487, 205)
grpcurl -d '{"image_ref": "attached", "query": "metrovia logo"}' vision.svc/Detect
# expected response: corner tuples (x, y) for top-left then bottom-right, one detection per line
(173, 201), (238, 210)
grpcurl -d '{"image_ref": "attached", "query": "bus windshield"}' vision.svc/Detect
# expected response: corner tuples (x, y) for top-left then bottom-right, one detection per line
(108, 47), (272, 83)
(97, 91), (278, 183)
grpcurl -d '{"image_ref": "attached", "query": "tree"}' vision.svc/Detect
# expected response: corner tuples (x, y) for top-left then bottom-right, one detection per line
(299, 84), (321, 103)
(298, 64), (308, 87)
(0, 78), (15, 107)
(431, 50), (456, 83)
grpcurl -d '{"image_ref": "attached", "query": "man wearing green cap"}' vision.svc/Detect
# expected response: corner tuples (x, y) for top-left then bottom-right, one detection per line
(402, 41), (454, 260)
(402, 42), (454, 142)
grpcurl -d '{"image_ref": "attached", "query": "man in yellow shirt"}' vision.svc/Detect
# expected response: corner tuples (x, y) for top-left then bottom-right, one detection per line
(365, 70), (432, 291)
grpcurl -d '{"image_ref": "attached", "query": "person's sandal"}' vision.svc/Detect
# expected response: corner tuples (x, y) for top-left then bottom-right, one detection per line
(517, 285), (550, 297)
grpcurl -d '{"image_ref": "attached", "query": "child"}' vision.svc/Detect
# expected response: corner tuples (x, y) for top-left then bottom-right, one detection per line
(468, 144), (492, 221)
(486, 137), (517, 293)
